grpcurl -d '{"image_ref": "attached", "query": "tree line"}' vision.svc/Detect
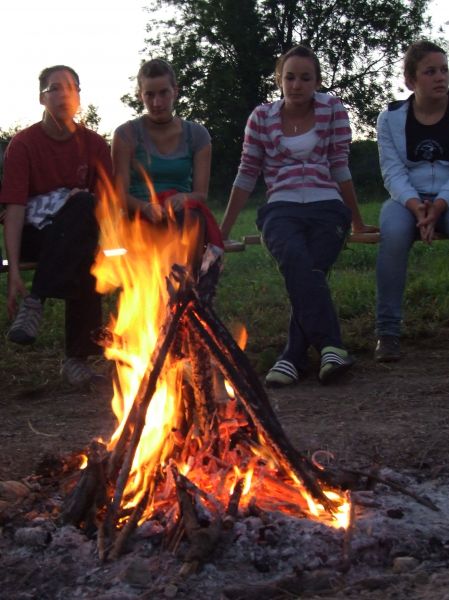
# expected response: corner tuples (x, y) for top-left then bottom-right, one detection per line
(121, 0), (436, 188)
(1, 1), (442, 190)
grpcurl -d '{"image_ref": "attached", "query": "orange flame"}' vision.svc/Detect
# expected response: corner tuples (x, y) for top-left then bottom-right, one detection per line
(92, 180), (350, 528)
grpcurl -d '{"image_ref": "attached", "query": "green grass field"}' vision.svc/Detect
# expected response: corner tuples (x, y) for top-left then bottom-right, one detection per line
(2, 197), (449, 379)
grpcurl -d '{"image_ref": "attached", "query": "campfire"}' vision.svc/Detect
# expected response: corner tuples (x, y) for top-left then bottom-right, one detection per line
(58, 180), (351, 568)
(2, 183), (447, 600)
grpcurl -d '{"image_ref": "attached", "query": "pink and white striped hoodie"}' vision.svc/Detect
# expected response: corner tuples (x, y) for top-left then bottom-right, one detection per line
(233, 92), (353, 204)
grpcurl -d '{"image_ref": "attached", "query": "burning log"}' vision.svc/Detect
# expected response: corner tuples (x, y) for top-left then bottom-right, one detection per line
(186, 303), (334, 511)
(186, 324), (217, 439)
(223, 477), (244, 529)
(109, 488), (151, 560)
(61, 440), (108, 529)
(172, 465), (222, 576)
(107, 268), (194, 485)
(341, 490), (356, 571)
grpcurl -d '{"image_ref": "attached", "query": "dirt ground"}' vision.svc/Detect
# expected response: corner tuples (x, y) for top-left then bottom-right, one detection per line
(1, 332), (449, 599)
(2, 331), (449, 481)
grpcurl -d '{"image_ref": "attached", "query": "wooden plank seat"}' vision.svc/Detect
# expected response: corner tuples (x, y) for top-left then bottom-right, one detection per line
(2, 232), (447, 271)
(0, 242), (248, 273)
(242, 231), (449, 246)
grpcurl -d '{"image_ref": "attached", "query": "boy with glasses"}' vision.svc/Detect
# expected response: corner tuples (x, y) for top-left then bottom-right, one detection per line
(0, 65), (112, 387)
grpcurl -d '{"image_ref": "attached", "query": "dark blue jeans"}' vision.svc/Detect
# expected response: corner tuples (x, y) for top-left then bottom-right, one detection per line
(256, 200), (351, 372)
(20, 192), (102, 358)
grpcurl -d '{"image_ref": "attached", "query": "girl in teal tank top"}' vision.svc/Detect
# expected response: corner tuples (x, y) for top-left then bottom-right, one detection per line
(112, 58), (211, 223)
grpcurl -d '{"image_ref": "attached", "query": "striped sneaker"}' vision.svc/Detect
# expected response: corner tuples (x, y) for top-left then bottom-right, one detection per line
(61, 358), (106, 388)
(7, 295), (43, 345)
(265, 360), (299, 388)
(319, 346), (354, 384)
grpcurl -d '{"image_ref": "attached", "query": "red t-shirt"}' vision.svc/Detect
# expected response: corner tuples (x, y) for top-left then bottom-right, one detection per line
(0, 122), (113, 205)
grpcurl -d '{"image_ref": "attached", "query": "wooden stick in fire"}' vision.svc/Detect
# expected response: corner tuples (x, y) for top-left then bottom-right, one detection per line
(109, 487), (151, 560)
(186, 303), (335, 513)
(172, 464), (222, 575)
(187, 324), (219, 441)
(105, 268), (195, 529)
(61, 440), (108, 527)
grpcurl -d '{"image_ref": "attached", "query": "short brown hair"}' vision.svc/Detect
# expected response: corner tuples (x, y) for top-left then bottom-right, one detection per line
(137, 59), (177, 90)
(39, 65), (80, 92)
(404, 40), (446, 81)
(275, 46), (322, 88)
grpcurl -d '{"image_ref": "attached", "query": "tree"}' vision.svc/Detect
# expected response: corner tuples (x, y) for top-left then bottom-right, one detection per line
(126, 0), (431, 186)
(78, 104), (102, 132)
(0, 125), (21, 180)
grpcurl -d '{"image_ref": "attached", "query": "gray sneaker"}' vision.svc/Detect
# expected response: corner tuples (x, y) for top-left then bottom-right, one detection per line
(374, 336), (400, 362)
(7, 296), (43, 345)
(61, 358), (107, 388)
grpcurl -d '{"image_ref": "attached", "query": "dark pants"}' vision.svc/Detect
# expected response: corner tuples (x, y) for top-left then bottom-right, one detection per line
(20, 192), (102, 358)
(256, 200), (351, 372)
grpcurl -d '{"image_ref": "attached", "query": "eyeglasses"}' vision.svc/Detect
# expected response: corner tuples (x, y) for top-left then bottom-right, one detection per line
(41, 84), (81, 94)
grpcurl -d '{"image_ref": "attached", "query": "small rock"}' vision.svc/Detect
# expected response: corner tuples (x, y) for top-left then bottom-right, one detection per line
(164, 583), (178, 598)
(392, 556), (419, 573)
(412, 570), (430, 585)
(119, 558), (152, 586)
(386, 508), (404, 519)
(14, 526), (51, 547)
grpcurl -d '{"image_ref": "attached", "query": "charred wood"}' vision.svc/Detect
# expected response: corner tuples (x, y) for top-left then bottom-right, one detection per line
(318, 466), (439, 511)
(186, 305), (334, 512)
(106, 289), (194, 531)
(61, 440), (108, 528)
(109, 488), (151, 560)
(187, 324), (216, 439)
(107, 269), (194, 484)
(172, 464), (222, 574)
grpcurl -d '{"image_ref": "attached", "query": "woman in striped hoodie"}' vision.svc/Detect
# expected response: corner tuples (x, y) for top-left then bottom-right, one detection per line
(220, 45), (374, 387)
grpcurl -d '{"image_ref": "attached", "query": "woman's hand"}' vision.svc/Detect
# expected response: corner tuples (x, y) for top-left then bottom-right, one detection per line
(410, 198), (447, 244)
(416, 199), (447, 243)
(142, 202), (166, 223)
(165, 193), (188, 213)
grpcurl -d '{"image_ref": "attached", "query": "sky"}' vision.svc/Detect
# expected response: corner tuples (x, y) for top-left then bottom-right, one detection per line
(1, 0), (150, 136)
(0, 0), (448, 137)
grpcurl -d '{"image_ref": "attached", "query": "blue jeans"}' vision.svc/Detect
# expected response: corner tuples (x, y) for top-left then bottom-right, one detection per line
(256, 200), (351, 372)
(376, 199), (449, 337)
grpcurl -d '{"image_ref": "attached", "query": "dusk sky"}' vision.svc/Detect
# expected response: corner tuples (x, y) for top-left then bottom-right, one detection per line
(1, 0), (447, 136)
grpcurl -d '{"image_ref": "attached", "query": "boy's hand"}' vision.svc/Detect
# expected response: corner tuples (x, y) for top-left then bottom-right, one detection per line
(7, 272), (28, 319)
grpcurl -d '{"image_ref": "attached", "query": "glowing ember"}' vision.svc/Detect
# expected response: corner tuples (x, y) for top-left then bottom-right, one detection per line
(90, 182), (350, 539)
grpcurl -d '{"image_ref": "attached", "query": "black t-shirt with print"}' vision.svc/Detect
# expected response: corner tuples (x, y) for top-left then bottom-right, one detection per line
(406, 100), (449, 162)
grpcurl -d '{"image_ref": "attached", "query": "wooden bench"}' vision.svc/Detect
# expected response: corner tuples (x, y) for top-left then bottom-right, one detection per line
(225, 232), (381, 251)
(2, 232), (447, 271)
(233, 230), (449, 249)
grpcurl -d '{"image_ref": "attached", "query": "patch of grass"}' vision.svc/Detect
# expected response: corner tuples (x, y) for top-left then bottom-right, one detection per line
(2, 197), (449, 380)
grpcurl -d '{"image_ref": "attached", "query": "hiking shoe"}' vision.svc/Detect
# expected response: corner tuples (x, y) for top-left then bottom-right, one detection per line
(319, 346), (354, 384)
(61, 358), (107, 388)
(374, 335), (400, 362)
(265, 360), (299, 388)
(7, 295), (43, 345)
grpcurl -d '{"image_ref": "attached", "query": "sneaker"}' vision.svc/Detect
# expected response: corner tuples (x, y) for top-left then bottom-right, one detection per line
(265, 360), (299, 388)
(61, 357), (106, 388)
(7, 295), (43, 345)
(374, 335), (400, 362)
(319, 346), (354, 384)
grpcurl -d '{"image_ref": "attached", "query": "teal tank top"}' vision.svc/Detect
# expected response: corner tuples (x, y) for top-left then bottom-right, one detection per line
(129, 118), (193, 201)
